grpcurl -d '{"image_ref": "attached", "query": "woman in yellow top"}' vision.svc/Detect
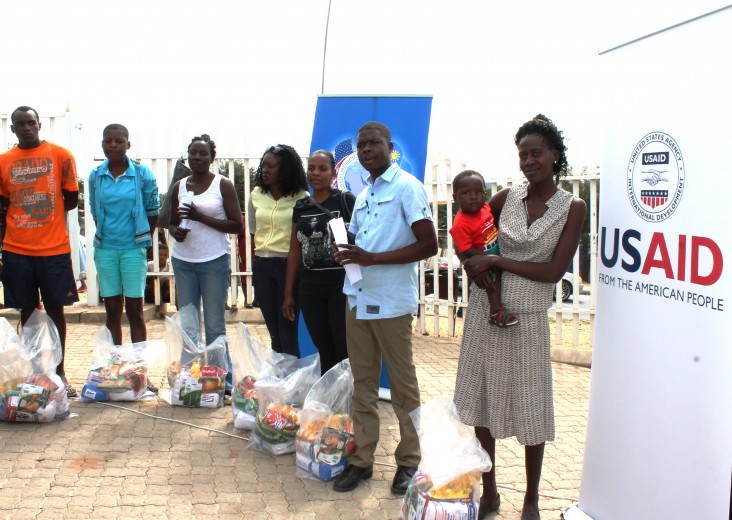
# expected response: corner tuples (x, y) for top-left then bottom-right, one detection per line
(248, 145), (309, 357)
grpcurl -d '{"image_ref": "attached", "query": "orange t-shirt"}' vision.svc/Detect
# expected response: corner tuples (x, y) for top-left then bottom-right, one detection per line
(0, 141), (78, 256)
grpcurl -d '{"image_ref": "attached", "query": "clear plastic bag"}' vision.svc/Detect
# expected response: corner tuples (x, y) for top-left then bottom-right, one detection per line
(248, 353), (320, 455)
(161, 305), (228, 408)
(401, 396), (493, 520)
(230, 323), (298, 430)
(80, 327), (164, 402)
(295, 359), (356, 481)
(0, 310), (71, 423)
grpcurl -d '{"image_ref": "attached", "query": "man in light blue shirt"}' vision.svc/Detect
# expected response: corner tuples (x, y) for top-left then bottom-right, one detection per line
(332, 121), (437, 495)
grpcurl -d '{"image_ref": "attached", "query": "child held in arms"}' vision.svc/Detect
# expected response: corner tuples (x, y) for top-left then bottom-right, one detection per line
(449, 170), (518, 328)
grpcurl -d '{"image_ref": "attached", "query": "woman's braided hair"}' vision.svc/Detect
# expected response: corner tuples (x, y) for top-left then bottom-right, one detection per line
(188, 134), (216, 160)
(514, 114), (568, 184)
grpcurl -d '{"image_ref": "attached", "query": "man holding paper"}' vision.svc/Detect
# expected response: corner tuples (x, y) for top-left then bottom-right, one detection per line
(332, 121), (437, 495)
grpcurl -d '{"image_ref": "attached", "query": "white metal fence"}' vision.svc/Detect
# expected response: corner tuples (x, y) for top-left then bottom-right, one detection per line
(419, 161), (599, 346)
(1, 109), (598, 346)
(1, 109), (84, 286)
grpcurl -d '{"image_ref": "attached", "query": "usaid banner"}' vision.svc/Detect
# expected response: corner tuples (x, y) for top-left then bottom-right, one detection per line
(302, 95), (433, 389)
(568, 8), (732, 520)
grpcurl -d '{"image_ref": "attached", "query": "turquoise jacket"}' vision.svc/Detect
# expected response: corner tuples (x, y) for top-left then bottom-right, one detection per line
(89, 157), (159, 249)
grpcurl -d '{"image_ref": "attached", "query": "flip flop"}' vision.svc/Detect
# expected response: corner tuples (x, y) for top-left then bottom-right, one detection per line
(65, 384), (78, 398)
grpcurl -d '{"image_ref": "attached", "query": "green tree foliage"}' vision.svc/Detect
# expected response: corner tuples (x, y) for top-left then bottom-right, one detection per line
(77, 178), (86, 232)
(217, 160), (248, 211)
(560, 166), (599, 282)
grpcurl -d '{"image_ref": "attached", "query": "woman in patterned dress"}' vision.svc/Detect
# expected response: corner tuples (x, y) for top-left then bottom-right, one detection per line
(454, 115), (586, 520)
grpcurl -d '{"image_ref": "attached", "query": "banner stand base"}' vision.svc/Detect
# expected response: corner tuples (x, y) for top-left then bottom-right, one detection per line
(562, 504), (593, 520)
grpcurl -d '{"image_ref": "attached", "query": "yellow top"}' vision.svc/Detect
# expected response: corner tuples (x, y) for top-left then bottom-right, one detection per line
(249, 188), (309, 257)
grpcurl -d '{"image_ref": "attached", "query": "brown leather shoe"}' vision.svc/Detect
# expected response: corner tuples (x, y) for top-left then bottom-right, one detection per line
(391, 465), (417, 496)
(332, 465), (373, 492)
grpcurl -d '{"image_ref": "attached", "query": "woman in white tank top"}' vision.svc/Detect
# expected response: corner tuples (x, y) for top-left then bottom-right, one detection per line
(168, 135), (243, 394)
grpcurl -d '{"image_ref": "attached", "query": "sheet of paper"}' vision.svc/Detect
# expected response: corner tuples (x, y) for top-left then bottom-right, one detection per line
(329, 217), (362, 284)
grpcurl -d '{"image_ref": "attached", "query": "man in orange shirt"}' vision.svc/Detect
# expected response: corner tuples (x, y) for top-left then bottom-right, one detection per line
(0, 106), (80, 396)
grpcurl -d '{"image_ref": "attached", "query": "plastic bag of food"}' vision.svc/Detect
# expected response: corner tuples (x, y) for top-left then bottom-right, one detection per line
(0, 311), (70, 423)
(295, 359), (356, 481)
(80, 327), (164, 402)
(248, 353), (320, 455)
(230, 323), (298, 430)
(400, 396), (493, 520)
(161, 305), (228, 408)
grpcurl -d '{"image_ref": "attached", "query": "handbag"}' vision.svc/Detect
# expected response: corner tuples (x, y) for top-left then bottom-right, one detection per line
(307, 192), (355, 244)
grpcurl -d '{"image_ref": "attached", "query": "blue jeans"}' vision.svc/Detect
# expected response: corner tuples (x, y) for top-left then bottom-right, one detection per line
(171, 253), (233, 388)
(252, 256), (300, 357)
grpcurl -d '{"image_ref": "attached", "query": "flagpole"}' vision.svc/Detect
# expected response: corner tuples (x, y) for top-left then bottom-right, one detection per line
(321, 0), (333, 95)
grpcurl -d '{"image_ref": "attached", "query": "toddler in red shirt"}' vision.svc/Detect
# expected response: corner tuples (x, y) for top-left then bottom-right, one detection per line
(449, 170), (518, 327)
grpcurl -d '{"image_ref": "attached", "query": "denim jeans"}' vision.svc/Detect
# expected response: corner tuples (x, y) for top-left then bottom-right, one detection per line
(171, 253), (233, 388)
(252, 256), (300, 357)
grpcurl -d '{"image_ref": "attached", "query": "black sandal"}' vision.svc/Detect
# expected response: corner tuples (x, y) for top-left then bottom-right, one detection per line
(490, 307), (519, 328)
(478, 493), (501, 518)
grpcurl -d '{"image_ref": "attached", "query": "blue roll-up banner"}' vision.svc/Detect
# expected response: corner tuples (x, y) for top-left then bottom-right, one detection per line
(299, 95), (433, 392)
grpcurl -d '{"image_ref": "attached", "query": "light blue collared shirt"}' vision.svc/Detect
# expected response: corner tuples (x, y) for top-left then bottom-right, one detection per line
(343, 164), (433, 320)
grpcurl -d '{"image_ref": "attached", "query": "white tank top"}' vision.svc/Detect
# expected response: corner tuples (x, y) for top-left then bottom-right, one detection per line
(171, 175), (231, 263)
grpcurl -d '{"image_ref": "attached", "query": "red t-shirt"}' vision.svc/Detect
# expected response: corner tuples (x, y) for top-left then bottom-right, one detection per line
(0, 141), (78, 256)
(449, 202), (498, 254)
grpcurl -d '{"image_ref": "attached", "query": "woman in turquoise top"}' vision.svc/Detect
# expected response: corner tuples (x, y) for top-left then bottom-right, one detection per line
(88, 124), (160, 346)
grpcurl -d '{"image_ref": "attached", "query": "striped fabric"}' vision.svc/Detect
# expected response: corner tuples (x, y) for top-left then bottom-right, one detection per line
(454, 184), (573, 446)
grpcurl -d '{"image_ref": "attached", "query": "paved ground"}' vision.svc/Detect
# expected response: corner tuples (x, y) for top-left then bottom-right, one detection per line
(0, 310), (590, 519)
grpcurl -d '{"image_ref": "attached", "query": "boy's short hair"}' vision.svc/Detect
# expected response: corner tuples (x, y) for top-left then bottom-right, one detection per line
(11, 106), (39, 123)
(103, 123), (130, 138)
(357, 121), (391, 141)
(452, 170), (485, 194)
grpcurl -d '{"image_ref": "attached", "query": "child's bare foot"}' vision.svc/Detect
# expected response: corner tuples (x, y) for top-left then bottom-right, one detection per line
(489, 307), (519, 328)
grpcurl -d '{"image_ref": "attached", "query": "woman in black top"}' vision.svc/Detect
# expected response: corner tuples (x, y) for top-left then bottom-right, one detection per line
(282, 150), (356, 374)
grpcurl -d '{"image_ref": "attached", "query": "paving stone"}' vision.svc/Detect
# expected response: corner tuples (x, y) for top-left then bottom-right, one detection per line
(0, 497), (18, 510)
(5, 510), (43, 520)
(0, 317), (590, 518)
(92, 495), (120, 508)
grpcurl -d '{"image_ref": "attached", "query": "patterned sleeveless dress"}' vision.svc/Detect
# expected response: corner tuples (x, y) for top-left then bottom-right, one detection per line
(453, 184), (574, 446)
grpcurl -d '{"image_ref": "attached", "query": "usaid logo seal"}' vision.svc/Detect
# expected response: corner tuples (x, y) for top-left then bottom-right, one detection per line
(627, 131), (685, 222)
